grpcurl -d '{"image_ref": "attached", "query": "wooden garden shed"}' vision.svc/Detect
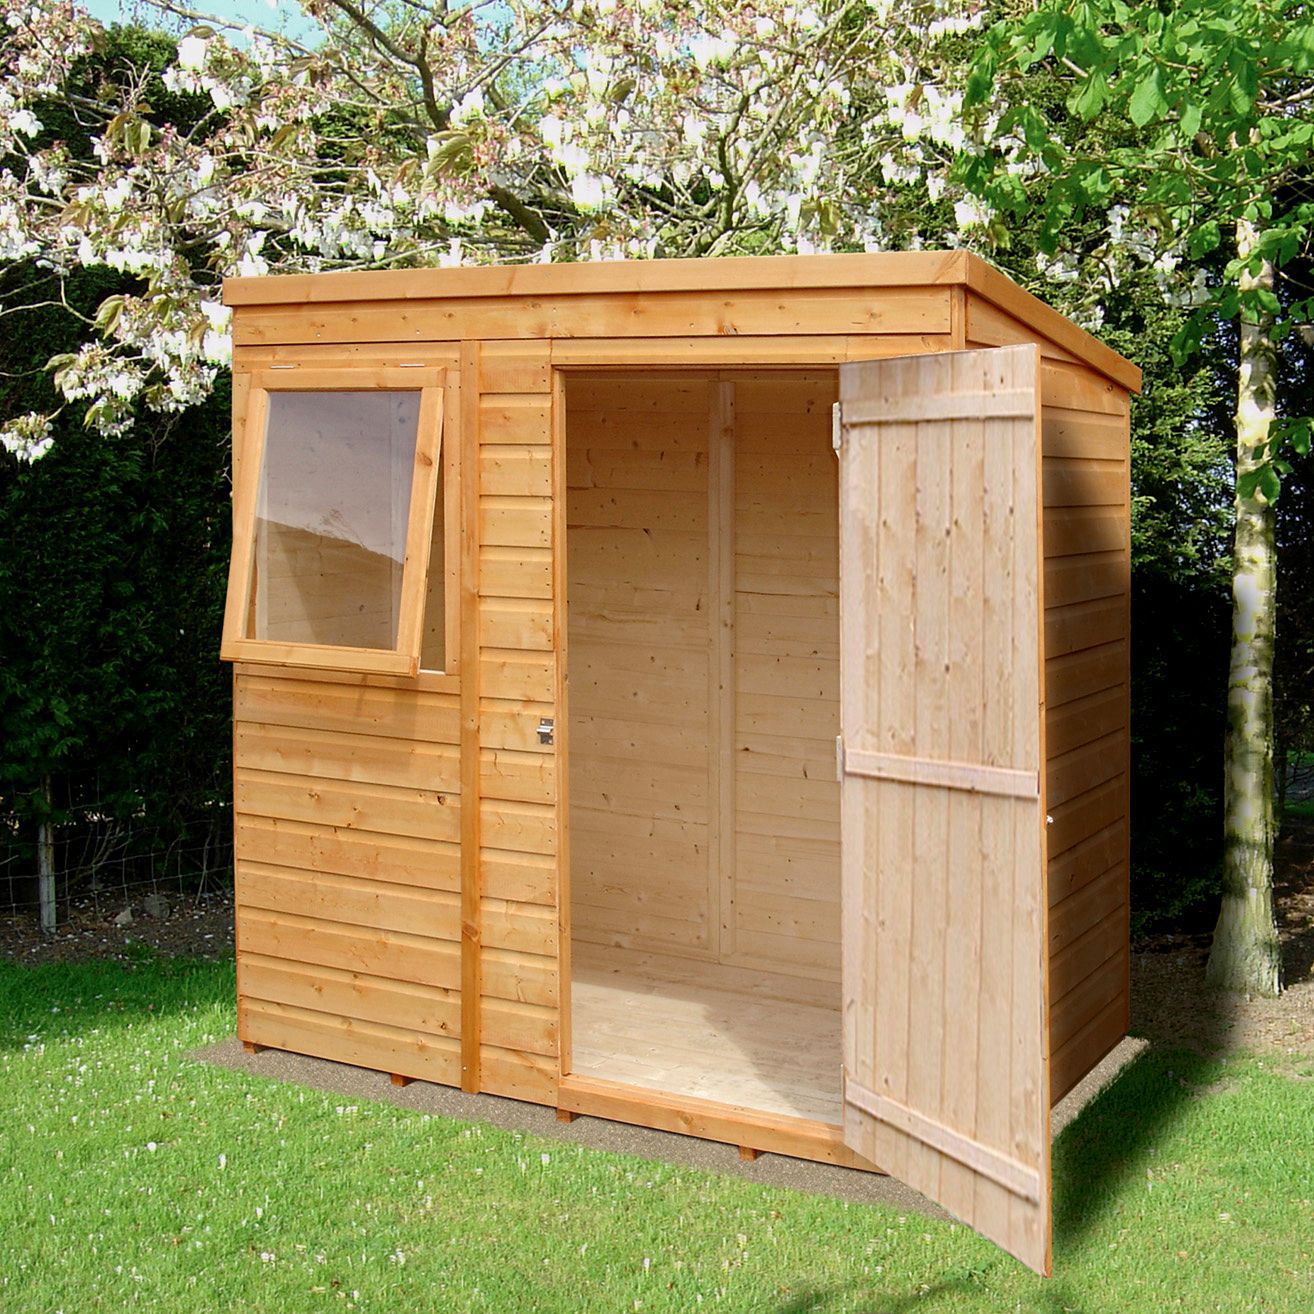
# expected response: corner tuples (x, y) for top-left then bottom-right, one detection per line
(220, 251), (1138, 1275)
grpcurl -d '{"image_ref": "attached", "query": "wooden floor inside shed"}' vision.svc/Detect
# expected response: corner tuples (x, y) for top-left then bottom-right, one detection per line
(569, 944), (843, 1124)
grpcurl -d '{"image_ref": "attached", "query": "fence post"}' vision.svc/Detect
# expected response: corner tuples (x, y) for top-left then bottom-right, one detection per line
(38, 774), (55, 933)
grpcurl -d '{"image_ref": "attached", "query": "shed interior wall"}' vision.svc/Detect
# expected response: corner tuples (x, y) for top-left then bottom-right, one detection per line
(565, 370), (843, 1123)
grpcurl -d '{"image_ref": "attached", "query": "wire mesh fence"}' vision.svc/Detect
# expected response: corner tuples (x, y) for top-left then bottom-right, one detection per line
(1, 773), (232, 930)
(1287, 755), (1314, 808)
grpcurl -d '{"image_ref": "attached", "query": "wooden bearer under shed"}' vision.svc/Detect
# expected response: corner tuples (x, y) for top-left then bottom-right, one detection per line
(220, 251), (1139, 1275)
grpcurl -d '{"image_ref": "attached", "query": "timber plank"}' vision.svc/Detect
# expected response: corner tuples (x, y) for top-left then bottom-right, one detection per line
(240, 953), (459, 1039)
(236, 815), (460, 891)
(236, 769), (459, 843)
(237, 861), (460, 940)
(241, 997), (461, 1085)
(237, 907), (460, 988)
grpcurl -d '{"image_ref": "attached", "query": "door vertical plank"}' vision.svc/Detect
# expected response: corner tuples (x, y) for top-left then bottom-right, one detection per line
(940, 353), (987, 1220)
(839, 346), (1049, 1275)
(907, 353), (952, 1196)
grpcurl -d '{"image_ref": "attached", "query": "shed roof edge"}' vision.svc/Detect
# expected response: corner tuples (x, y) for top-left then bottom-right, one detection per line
(962, 253), (1141, 394)
(223, 250), (969, 305)
(223, 249), (1140, 393)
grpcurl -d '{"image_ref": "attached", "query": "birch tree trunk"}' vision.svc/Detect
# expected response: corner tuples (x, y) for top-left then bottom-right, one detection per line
(1205, 216), (1282, 997)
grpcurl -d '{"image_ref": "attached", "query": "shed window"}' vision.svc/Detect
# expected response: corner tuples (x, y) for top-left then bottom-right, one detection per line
(222, 367), (446, 677)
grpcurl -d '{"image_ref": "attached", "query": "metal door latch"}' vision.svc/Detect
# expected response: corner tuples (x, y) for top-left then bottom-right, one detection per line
(537, 718), (555, 746)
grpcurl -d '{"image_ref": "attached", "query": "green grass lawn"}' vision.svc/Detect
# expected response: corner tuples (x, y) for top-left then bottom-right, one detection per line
(1, 954), (1311, 1312)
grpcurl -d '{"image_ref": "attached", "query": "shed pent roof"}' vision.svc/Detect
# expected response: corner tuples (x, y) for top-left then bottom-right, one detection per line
(223, 250), (1140, 393)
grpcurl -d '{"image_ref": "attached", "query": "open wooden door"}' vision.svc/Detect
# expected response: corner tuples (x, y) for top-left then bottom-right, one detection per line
(837, 345), (1051, 1274)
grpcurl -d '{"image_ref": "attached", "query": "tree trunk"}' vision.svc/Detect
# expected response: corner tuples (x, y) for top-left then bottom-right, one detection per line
(1205, 216), (1282, 997)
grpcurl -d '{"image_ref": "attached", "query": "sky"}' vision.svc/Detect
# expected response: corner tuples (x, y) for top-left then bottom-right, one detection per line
(82, 0), (322, 44)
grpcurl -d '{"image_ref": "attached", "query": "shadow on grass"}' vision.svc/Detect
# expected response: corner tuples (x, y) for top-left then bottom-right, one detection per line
(1054, 817), (1314, 1253)
(770, 1277), (976, 1314)
(0, 950), (234, 1051)
(1052, 1043), (1228, 1250)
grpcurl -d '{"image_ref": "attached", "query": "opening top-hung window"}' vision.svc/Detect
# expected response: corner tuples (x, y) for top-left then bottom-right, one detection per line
(221, 368), (446, 677)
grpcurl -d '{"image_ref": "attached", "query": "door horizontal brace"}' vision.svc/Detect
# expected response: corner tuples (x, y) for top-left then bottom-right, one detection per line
(841, 388), (1035, 426)
(844, 1075), (1042, 1204)
(840, 746), (1039, 799)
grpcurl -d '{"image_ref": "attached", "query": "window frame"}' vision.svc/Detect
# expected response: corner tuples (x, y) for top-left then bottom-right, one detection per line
(221, 365), (447, 677)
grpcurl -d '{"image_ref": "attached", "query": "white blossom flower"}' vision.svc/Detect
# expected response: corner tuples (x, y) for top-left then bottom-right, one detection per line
(570, 173), (608, 209)
(103, 176), (131, 211)
(0, 412), (54, 462)
(450, 88), (485, 125)
(176, 35), (209, 72)
(953, 197), (989, 229)
(8, 108), (40, 136)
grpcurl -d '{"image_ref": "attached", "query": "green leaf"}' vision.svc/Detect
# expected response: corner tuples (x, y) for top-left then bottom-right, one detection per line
(1018, 11), (1059, 67)
(1179, 98), (1202, 139)
(1169, 316), (1205, 367)
(1275, 416), (1313, 457)
(1070, 70), (1109, 118)
(93, 296), (125, 333)
(964, 51), (998, 107)
(1227, 49), (1258, 116)
(1188, 219), (1221, 258)
(1257, 464), (1281, 503)
(1129, 65), (1166, 127)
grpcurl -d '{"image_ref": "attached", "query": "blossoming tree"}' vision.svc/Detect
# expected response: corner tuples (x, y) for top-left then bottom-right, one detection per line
(0, 0), (982, 457)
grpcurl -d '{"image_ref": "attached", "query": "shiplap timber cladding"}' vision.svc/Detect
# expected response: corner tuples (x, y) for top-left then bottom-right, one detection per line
(1035, 361), (1132, 1102)
(837, 345), (1052, 1277)
(475, 341), (562, 1104)
(234, 670), (464, 1086)
(222, 253), (1138, 1277)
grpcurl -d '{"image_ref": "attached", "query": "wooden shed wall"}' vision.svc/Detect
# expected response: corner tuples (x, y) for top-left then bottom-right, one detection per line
(730, 375), (841, 977)
(1038, 361), (1131, 1103)
(234, 669), (464, 1082)
(567, 376), (716, 957)
(963, 294), (1132, 1106)
(474, 342), (561, 1103)
(228, 268), (1132, 1141)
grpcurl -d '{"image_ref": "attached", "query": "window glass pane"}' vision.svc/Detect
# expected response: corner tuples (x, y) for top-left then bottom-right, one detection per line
(419, 459), (446, 670)
(248, 390), (420, 650)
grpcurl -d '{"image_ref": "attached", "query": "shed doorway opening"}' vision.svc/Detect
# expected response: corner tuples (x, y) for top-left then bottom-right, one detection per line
(564, 369), (842, 1125)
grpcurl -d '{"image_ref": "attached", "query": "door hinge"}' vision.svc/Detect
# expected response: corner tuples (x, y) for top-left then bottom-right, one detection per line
(836, 734), (845, 780)
(536, 717), (555, 746)
(831, 401), (842, 454)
